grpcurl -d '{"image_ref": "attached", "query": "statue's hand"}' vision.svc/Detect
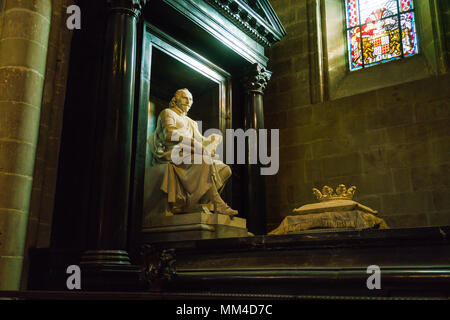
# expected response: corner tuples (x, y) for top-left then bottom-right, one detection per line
(210, 151), (219, 159)
(204, 149), (212, 158)
(210, 134), (222, 144)
(205, 134), (222, 145)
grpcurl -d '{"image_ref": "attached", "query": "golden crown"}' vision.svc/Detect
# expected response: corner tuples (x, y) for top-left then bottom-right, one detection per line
(312, 184), (356, 202)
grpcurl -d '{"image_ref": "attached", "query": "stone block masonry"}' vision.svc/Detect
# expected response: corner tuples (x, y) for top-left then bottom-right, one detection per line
(264, 0), (450, 231)
(0, 0), (51, 290)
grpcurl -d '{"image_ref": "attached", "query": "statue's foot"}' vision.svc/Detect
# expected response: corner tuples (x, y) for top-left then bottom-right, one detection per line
(169, 203), (185, 214)
(199, 204), (213, 214)
(214, 202), (238, 217)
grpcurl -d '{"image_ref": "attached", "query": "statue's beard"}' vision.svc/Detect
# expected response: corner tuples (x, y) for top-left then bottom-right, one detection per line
(177, 103), (191, 113)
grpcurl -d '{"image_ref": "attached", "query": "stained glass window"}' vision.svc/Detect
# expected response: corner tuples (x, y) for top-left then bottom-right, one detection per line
(345, 0), (418, 71)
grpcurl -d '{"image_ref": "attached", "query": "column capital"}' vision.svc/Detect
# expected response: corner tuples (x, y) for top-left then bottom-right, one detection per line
(106, 0), (148, 18)
(242, 63), (272, 94)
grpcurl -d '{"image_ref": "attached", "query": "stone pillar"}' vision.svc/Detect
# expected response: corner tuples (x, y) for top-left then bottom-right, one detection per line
(0, 0), (51, 290)
(241, 63), (271, 235)
(81, 0), (146, 265)
(28, 0), (73, 250)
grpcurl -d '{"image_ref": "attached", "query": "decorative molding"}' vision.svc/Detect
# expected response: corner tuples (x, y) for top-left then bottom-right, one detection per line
(242, 63), (272, 93)
(107, 0), (148, 18)
(162, 0), (269, 65)
(25, 226), (450, 296)
(204, 0), (286, 47)
(0, 290), (446, 300)
(138, 226), (450, 297)
(80, 250), (131, 265)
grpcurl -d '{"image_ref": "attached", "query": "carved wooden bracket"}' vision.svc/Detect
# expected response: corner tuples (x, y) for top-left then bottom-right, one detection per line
(140, 245), (177, 286)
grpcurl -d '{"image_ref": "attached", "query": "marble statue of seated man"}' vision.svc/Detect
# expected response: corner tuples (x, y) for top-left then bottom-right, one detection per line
(145, 88), (237, 216)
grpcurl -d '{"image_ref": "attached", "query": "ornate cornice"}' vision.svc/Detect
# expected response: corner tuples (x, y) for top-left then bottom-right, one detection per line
(107, 0), (148, 18)
(204, 0), (285, 47)
(242, 63), (272, 93)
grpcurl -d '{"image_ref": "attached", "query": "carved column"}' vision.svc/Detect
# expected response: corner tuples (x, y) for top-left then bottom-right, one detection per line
(81, 0), (146, 265)
(241, 63), (271, 235)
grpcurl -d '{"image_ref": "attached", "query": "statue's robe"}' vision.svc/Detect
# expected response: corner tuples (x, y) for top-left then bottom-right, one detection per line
(146, 107), (229, 213)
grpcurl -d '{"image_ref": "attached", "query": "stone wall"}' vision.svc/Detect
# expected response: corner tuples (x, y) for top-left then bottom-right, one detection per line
(264, 0), (450, 231)
(443, 0), (450, 60)
(0, 0), (51, 290)
(0, 0), (72, 290)
(26, 0), (72, 250)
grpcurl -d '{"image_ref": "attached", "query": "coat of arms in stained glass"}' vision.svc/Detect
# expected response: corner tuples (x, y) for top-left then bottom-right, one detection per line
(345, 0), (418, 71)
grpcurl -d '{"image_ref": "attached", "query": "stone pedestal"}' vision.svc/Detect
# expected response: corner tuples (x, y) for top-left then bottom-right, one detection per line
(142, 212), (251, 243)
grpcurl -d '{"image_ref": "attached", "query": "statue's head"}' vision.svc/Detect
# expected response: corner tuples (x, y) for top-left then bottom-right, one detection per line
(170, 88), (193, 113)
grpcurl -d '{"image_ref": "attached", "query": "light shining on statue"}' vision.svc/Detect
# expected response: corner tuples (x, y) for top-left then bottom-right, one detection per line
(148, 88), (279, 217)
(148, 88), (237, 216)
